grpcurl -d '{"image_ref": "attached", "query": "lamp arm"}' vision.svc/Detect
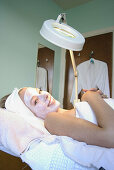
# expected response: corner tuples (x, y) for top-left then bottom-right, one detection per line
(56, 13), (67, 24)
(69, 50), (79, 106)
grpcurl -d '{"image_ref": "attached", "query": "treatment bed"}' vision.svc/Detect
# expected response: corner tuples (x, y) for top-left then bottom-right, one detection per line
(0, 98), (114, 170)
(0, 149), (30, 170)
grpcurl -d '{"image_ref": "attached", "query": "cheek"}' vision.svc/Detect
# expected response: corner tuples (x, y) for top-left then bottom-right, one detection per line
(48, 103), (60, 112)
(32, 104), (49, 118)
(34, 104), (47, 112)
(53, 100), (60, 108)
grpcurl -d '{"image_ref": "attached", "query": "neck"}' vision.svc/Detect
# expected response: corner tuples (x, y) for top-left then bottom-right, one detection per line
(57, 107), (68, 113)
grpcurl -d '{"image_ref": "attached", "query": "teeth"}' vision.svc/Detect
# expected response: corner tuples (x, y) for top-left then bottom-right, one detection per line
(48, 96), (51, 106)
(47, 96), (54, 106)
(49, 96), (53, 105)
(50, 97), (51, 104)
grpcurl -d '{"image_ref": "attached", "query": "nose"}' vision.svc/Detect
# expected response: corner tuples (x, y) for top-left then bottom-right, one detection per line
(44, 94), (48, 100)
(39, 93), (48, 101)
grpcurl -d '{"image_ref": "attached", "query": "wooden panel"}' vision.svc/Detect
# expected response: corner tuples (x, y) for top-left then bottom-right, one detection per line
(37, 47), (54, 94)
(0, 151), (31, 170)
(64, 32), (112, 109)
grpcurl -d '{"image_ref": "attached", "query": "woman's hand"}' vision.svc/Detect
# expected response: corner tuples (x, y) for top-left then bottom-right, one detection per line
(81, 88), (108, 102)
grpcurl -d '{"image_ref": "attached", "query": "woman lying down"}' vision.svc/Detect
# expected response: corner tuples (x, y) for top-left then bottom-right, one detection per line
(0, 87), (114, 170)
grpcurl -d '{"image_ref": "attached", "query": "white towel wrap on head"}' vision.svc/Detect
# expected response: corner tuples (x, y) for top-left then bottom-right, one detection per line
(5, 88), (34, 117)
(5, 88), (50, 134)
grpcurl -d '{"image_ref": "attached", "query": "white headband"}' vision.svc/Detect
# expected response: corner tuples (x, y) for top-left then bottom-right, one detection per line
(5, 88), (34, 117)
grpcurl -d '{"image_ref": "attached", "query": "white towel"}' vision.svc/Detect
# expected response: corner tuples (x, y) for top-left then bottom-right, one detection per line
(75, 101), (97, 125)
(0, 108), (50, 156)
(75, 98), (114, 124)
(21, 98), (114, 170)
(60, 98), (114, 170)
(5, 88), (50, 133)
(60, 136), (114, 170)
(2, 94), (114, 170)
(21, 138), (96, 170)
(5, 88), (34, 117)
(36, 67), (47, 91)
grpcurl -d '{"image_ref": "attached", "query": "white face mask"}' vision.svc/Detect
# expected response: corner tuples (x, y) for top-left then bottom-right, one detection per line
(24, 88), (60, 119)
(24, 88), (39, 107)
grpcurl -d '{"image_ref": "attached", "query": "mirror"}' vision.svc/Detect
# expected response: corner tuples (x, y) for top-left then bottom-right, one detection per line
(35, 44), (55, 95)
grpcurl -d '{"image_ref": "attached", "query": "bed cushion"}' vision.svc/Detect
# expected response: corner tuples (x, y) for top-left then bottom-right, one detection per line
(0, 108), (50, 156)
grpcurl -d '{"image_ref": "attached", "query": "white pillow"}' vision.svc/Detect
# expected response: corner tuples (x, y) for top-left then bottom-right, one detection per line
(0, 108), (20, 156)
(0, 108), (50, 156)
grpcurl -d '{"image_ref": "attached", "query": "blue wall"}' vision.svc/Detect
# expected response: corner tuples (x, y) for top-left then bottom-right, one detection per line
(0, 0), (62, 99)
(66, 0), (114, 33)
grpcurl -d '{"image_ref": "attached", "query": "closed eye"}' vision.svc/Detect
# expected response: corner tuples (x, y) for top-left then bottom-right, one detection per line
(31, 96), (39, 106)
(35, 99), (37, 105)
(34, 97), (40, 105)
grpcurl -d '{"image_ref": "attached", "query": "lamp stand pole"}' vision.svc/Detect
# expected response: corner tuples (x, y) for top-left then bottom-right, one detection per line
(69, 50), (79, 106)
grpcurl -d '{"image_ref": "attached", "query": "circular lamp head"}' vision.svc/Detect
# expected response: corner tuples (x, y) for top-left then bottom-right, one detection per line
(40, 19), (85, 51)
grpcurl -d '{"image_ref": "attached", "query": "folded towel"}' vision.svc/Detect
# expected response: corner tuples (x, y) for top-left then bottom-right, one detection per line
(0, 108), (50, 155)
(75, 98), (114, 125)
(75, 101), (97, 125)
(5, 88), (34, 117)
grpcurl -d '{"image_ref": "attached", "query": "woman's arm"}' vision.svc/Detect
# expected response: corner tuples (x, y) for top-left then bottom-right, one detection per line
(81, 90), (114, 128)
(44, 91), (114, 148)
(58, 108), (76, 117)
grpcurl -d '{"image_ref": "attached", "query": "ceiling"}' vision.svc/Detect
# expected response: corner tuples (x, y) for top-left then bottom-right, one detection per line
(52, 0), (92, 10)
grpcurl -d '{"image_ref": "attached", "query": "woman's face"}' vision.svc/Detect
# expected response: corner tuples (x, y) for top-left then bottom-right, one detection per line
(19, 87), (60, 119)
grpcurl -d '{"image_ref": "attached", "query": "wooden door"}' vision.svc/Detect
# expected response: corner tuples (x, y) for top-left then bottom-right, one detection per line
(63, 32), (113, 109)
(37, 46), (54, 94)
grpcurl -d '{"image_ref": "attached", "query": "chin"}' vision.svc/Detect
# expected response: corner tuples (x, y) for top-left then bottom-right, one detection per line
(54, 100), (60, 111)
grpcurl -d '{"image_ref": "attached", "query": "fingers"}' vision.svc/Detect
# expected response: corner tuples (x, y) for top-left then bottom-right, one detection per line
(101, 94), (108, 99)
(89, 88), (98, 91)
(82, 88), (103, 95)
(82, 89), (88, 92)
(82, 88), (98, 92)
(81, 88), (108, 100)
(97, 89), (103, 95)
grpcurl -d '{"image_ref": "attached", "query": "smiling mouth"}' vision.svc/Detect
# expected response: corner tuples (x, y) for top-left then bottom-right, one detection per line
(48, 96), (55, 106)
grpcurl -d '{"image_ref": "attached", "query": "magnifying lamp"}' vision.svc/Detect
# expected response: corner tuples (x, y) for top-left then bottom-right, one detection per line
(40, 13), (85, 105)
